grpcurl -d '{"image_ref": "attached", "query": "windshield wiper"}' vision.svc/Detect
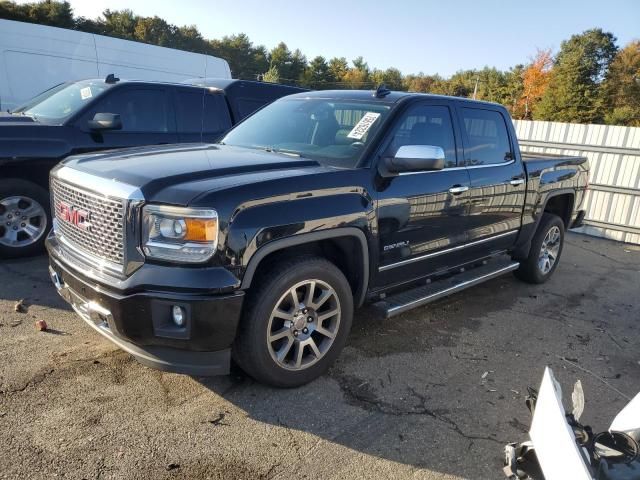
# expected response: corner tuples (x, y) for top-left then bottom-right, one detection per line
(271, 148), (301, 158)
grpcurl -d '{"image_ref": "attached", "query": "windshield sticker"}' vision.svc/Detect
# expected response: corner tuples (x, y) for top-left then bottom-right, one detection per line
(347, 112), (381, 140)
(80, 87), (93, 100)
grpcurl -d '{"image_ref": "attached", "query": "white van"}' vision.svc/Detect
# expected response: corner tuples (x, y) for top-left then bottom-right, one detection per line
(0, 19), (232, 112)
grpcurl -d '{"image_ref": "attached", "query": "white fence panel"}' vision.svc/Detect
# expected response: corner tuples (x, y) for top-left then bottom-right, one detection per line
(513, 120), (640, 245)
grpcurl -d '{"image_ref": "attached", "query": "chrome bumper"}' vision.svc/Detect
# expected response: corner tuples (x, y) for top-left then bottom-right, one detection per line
(50, 266), (113, 333)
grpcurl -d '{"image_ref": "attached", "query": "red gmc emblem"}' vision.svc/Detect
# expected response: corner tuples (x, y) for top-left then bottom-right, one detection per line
(59, 202), (92, 231)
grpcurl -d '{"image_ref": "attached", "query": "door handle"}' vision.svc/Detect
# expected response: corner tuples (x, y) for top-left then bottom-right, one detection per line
(448, 185), (469, 194)
(510, 178), (525, 186)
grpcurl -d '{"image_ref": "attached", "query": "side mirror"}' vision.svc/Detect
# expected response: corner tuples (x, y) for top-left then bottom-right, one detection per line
(87, 113), (122, 131)
(380, 145), (445, 177)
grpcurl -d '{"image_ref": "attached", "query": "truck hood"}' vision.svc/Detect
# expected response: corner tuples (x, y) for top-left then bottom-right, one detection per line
(61, 143), (326, 205)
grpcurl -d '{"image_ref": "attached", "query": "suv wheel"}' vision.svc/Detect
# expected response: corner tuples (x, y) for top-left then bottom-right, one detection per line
(233, 256), (353, 388)
(0, 179), (51, 258)
(514, 213), (565, 284)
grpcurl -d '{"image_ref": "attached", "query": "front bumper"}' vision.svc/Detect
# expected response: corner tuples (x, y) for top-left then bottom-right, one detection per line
(46, 233), (244, 376)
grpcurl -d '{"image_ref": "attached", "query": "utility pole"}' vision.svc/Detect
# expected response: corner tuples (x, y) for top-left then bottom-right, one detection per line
(472, 76), (480, 100)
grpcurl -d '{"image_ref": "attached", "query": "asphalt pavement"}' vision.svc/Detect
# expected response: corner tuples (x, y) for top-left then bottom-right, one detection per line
(1, 232), (639, 480)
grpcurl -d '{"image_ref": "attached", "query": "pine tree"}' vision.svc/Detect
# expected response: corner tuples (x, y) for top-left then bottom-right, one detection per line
(536, 29), (618, 123)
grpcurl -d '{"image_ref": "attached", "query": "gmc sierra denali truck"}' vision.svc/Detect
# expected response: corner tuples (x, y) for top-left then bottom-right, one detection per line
(0, 76), (304, 258)
(46, 88), (588, 387)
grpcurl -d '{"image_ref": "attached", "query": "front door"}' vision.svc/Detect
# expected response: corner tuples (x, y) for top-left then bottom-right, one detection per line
(72, 86), (177, 154)
(375, 102), (471, 288)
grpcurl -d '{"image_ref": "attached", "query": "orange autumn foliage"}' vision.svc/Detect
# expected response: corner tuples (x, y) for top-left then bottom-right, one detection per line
(518, 49), (553, 119)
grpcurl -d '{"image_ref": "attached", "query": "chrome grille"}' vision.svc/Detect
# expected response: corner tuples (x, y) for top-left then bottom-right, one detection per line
(51, 178), (126, 265)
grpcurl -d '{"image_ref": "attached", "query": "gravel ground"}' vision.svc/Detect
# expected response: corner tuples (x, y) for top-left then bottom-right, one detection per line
(1, 232), (639, 480)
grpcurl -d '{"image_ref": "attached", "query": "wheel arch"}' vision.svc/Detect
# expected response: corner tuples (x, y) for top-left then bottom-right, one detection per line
(240, 227), (370, 307)
(512, 189), (575, 260)
(542, 190), (575, 229)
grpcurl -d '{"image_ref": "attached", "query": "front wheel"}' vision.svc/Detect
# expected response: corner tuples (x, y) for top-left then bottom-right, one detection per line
(233, 256), (353, 388)
(514, 213), (565, 284)
(0, 179), (51, 258)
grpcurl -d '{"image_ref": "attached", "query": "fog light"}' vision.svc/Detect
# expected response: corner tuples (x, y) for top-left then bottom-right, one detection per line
(172, 305), (186, 327)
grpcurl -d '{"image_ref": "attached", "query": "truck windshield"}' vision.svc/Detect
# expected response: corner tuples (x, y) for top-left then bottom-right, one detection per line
(15, 80), (111, 124)
(221, 98), (391, 168)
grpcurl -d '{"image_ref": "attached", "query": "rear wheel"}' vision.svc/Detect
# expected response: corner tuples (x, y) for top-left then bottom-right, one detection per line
(0, 179), (50, 258)
(233, 256), (353, 388)
(514, 213), (565, 284)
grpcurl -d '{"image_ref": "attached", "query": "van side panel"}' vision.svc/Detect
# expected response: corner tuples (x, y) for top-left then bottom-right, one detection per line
(0, 19), (232, 111)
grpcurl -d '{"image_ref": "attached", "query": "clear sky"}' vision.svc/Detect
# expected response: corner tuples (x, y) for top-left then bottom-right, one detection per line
(39, 0), (640, 76)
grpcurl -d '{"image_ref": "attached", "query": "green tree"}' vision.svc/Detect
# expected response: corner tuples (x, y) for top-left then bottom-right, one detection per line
(504, 64), (526, 118)
(210, 33), (268, 79)
(371, 67), (404, 90)
(601, 41), (640, 126)
(134, 16), (174, 47)
(328, 57), (349, 85)
(300, 56), (334, 89)
(288, 49), (308, 83)
(0, 0), (74, 28)
(269, 42), (294, 80)
(100, 9), (137, 39)
(262, 65), (280, 83)
(536, 29), (618, 123)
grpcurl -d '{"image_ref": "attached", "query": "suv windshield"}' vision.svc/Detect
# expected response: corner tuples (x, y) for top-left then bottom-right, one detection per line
(221, 98), (391, 168)
(16, 80), (111, 124)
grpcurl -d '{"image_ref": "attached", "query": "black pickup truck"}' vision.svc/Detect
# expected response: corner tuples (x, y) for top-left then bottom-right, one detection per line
(0, 76), (304, 257)
(46, 88), (589, 387)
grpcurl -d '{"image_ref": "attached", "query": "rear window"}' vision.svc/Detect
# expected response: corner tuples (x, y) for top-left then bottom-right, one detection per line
(460, 108), (512, 166)
(236, 97), (267, 119)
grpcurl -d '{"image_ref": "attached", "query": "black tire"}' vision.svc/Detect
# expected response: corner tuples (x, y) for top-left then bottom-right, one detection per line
(233, 256), (353, 388)
(514, 213), (565, 284)
(0, 179), (51, 258)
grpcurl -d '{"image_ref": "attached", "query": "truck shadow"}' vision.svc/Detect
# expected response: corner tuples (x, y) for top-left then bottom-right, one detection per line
(194, 275), (528, 478)
(0, 255), (68, 310)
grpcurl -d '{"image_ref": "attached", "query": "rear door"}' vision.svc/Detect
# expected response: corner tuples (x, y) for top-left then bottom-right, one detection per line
(72, 85), (177, 154)
(457, 106), (526, 252)
(375, 100), (471, 287)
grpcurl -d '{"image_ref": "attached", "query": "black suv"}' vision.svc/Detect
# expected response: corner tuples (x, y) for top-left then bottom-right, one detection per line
(0, 76), (305, 257)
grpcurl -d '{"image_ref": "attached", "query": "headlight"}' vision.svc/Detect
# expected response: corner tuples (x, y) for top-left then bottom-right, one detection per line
(142, 205), (218, 263)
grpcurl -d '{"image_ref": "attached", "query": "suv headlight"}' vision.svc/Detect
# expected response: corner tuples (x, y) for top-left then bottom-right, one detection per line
(142, 205), (218, 263)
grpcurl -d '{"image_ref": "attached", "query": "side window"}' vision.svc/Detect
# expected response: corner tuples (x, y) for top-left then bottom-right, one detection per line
(92, 88), (170, 133)
(203, 93), (232, 134)
(387, 105), (457, 168)
(236, 97), (267, 119)
(175, 90), (204, 133)
(460, 108), (512, 165)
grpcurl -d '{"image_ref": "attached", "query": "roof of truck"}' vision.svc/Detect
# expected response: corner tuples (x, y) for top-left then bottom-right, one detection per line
(184, 78), (308, 93)
(285, 89), (504, 108)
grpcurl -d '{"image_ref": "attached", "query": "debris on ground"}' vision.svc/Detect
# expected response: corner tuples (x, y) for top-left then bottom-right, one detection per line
(166, 463), (180, 471)
(14, 299), (27, 313)
(10, 320), (22, 327)
(35, 320), (48, 332)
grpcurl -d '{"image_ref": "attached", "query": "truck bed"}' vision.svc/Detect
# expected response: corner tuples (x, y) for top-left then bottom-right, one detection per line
(521, 152), (588, 163)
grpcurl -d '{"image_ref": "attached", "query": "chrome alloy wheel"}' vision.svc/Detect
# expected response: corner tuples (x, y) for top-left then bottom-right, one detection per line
(0, 196), (48, 248)
(266, 279), (341, 371)
(538, 225), (561, 275)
